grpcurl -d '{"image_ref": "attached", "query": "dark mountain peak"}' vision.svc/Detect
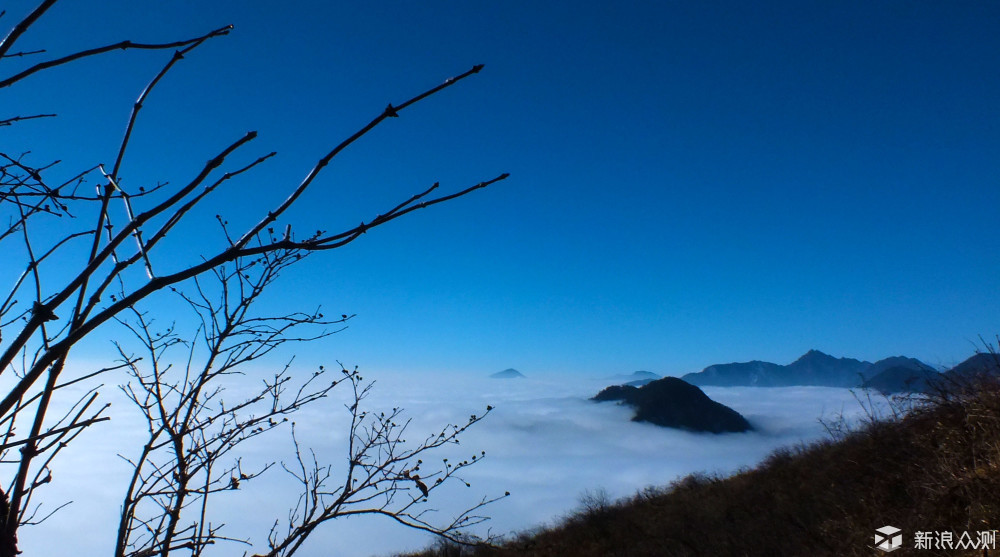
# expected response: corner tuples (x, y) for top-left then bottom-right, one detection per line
(869, 353), (998, 393)
(801, 348), (830, 359)
(681, 360), (782, 387)
(791, 349), (847, 365)
(490, 368), (525, 379)
(868, 356), (935, 375)
(592, 377), (752, 434)
(947, 353), (1000, 379)
(863, 365), (941, 395)
(873, 355), (933, 367)
(784, 350), (871, 387)
(791, 349), (872, 366)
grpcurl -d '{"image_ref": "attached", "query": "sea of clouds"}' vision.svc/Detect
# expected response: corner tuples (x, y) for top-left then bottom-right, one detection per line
(17, 370), (886, 556)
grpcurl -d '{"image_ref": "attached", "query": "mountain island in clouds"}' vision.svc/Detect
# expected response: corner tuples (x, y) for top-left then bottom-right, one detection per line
(490, 368), (526, 379)
(592, 377), (753, 433)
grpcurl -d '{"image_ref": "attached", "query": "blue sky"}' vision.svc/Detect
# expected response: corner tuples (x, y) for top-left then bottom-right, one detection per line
(5, 0), (1000, 376)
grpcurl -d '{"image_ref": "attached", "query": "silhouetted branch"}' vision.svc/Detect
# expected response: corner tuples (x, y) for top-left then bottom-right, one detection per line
(256, 367), (504, 557)
(0, 0), (58, 60)
(0, 414), (110, 451)
(0, 113), (54, 126)
(0, 24), (233, 89)
(0, 1), (505, 554)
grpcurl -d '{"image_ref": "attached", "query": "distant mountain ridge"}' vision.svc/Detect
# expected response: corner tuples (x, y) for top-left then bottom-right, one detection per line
(864, 353), (999, 394)
(682, 350), (936, 389)
(606, 370), (662, 387)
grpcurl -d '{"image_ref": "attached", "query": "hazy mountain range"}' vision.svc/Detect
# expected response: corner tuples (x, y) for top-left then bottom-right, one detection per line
(606, 370), (662, 387)
(682, 350), (997, 394)
(589, 351), (998, 434)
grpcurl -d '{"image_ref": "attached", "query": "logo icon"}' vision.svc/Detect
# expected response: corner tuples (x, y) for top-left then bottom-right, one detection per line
(875, 526), (903, 552)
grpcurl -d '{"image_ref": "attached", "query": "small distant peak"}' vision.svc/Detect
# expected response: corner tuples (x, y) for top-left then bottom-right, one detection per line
(630, 370), (661, 379)
(490, 368), (525, 379)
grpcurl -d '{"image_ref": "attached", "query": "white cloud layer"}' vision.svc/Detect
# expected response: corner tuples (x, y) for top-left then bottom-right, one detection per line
(17, 371), (883, 556)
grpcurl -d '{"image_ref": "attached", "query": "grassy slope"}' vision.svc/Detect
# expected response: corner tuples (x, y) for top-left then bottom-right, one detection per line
(408, 372), (1000, 557)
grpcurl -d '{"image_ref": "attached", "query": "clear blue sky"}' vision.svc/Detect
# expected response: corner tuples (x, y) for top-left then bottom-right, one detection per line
(5, 0), (999, 375)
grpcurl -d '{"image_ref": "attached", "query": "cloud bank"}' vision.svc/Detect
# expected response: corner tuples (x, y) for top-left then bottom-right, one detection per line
(19, 371), (883, 556)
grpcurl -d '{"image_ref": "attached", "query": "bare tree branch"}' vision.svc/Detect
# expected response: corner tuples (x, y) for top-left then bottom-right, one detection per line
(0, 113), (55, 126)
(0, 0), (58, 60)
(0, 24), (233, 89)
(0, 2), (506, 555)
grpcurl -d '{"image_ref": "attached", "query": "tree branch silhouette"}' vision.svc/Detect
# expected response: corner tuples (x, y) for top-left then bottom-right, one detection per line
(0, 1), (507, 555)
